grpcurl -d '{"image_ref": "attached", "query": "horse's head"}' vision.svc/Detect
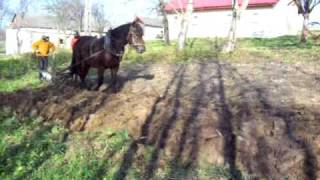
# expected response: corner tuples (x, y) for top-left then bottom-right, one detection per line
(127, 17), (146, 53)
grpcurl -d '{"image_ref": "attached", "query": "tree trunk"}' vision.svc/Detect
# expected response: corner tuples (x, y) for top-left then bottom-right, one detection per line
(16, 28), (22, 54)
(224, 8), (239, 52)
(178, 0), (193, 50)
(159, 0), (170, 45)
(223, 0), (249, 53)
(162, 11), (170, 45)
(300, 13), (309, 43)
(79, 17), (82, 32)
(84, 0), (92, 35)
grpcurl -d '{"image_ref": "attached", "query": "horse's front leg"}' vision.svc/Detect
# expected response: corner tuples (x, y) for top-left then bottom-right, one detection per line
(110, 67), (119, 92)
(94, 67), (105, 91)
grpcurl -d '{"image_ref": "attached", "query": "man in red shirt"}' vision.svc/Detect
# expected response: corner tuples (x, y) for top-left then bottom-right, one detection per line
(71, 31), (80, 49)
(69, 31), (80, 76)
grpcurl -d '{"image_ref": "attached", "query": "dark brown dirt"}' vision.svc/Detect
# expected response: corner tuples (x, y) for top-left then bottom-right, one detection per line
(1, 61), (319, 179)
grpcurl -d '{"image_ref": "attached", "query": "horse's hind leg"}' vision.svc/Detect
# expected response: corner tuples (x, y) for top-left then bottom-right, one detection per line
(79, 66), (89, 89)
(94, 67), (105, 91)
(70, 52), (77, 75)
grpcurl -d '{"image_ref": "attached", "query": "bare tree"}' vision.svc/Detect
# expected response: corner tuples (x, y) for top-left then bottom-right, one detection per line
(129, 0), (170, 45)
(92, 2), (110, 35)
(46, 0), (70, 31)
(70, 0), (85, 32)
(291, 0), (320, 43)
(0, 0), (5, 26)
(150, 0), (193, 49)
(223, 0), (250, 53)
(177, 0), (193, 50)
(46, 0), (84, 32)
(14, 0), (33, 54)
(157, 0), (171, 45)
(129, 0), (192, 49)
(83, 0), (92, 34)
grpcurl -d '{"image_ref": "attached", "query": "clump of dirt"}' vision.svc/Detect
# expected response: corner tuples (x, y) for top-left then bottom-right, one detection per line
(1, 61), (319, 179)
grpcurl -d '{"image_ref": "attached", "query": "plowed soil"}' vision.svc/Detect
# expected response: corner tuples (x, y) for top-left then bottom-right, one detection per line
(1, 61), (319, 179)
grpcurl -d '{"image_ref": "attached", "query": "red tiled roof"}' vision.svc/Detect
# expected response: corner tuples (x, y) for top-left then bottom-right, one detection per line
(165, 0), (279, 12)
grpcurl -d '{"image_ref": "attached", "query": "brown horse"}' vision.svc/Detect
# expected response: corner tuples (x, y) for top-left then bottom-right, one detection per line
(70, 18), (145, 90)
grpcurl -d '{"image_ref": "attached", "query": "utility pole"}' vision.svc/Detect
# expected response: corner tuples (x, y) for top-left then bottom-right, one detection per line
(84, 0), (92, 35)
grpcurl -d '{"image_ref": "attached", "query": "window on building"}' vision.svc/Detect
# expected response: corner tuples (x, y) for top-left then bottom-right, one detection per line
(59, 39), (64, 44)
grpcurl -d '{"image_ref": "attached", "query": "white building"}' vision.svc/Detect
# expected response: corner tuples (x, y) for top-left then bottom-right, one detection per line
(5, 15), (164, 55)
(165, 0), (320, 39)
(142, 17), (164, 40)
(5, 15), (84, 55)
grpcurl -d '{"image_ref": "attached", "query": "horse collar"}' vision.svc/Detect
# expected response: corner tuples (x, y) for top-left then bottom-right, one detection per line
(103, 31), (125, 57)
(104, 32), (112, 50)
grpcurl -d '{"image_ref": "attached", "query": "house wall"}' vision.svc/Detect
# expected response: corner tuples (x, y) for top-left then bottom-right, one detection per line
(5, 28), (76, 55)
(144, 26), (163, 40)
(167, 0), (319, 39)
(310, 5), (320, 24)
(5, 26), (162, 55)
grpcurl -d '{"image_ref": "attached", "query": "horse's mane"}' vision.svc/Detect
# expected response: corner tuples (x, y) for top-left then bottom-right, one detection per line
(110, 22), (144, 38)
(110, 23), (131, 38)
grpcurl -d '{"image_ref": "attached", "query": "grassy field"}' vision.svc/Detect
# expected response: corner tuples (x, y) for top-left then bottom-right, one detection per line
(1, 36), (319, 92)
(0, 50), (71, 92)
(0, 109), (130, 179)
(0, 36), (319, 179)
(0, 41), (5, 54)
(124, 36), (320, 64)
(0, 109), (240, 179)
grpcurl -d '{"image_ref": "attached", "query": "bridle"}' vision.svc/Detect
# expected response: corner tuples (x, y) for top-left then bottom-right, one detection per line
(127, 23), (145, 47)
(98, 22), (145, 57)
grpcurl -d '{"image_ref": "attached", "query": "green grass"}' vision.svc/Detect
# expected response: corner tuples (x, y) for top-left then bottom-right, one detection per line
(0, 109), (244, 180)
(123, 36), (320, 65)
(1, 36), (319, 92)
(123, 38), (221, 65)
(0, 41), (5, 54)
(228, 36), (320, 63)
(0, 37), (311, 179)
(0, 109), (131, 179)
(0, 50), (71, 92)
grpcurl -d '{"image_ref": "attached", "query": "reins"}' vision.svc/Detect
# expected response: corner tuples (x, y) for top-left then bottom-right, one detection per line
(55, 49), (105, 77)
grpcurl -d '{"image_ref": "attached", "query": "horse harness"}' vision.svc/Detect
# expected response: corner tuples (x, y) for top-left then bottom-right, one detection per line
(89, 31), (124, 58)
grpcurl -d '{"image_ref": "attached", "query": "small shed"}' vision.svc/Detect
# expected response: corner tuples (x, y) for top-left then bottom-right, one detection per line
(6, 14), (101, 55)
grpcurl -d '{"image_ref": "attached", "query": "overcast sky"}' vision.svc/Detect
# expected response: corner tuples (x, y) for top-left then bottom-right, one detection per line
(2, 0), (160, 27)
(101, 0), (160, 26)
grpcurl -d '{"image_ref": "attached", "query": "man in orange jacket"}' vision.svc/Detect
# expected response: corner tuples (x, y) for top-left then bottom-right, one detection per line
(32, 35), (55, 80)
